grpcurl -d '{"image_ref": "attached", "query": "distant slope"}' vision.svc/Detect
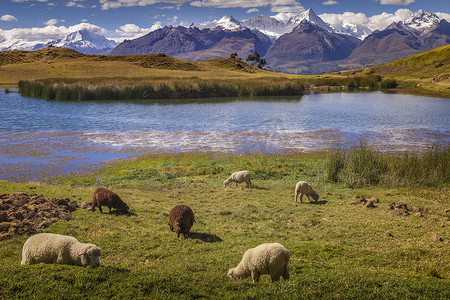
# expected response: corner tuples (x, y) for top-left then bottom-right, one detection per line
(337, 44), (450, 97)
(264, 20), (361, 74)
(109, 26), (272, 61)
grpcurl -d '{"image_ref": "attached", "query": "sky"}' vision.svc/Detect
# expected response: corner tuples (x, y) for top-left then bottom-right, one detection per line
(0, 0), (449, 43)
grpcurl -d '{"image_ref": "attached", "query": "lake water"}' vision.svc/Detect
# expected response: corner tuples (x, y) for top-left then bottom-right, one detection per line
(0, 90), (449, 180)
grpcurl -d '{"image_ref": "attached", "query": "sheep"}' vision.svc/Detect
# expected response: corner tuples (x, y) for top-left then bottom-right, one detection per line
(228, 243), (290, 283)
(21, 233), (101, 267)
(223, 170), (251, 188)
(92, 187), (129, 214)
(168, 205), (195, 238)
(294, 181), (319, 203)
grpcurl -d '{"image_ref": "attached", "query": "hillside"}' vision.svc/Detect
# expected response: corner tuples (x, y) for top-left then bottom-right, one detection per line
(0, 46), (280, 86)
(332, 44), (450, 97)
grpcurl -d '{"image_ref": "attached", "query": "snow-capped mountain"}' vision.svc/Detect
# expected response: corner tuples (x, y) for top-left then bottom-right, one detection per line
(194, 15), (242, 30)
(402, 10), (441, 32)
(327, 22), (372, 40)
(39, 29), (117, 54)
(192, 8), (336, 41)
(0, 29), (117, 54)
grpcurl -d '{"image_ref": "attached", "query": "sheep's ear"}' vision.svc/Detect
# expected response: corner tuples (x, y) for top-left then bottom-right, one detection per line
(77, 250), (87, 257)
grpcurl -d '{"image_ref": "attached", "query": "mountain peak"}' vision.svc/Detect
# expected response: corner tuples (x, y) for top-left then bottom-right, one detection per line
(404, 10), (440, 30)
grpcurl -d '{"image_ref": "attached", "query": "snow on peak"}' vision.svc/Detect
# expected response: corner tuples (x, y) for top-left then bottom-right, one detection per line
(53, 29), (117, 50)
(403, 10), (440, 30)
(193, 15), (242, 30)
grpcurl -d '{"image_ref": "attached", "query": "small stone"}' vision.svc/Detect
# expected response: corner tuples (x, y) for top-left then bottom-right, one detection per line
(386, 231), (394, 237)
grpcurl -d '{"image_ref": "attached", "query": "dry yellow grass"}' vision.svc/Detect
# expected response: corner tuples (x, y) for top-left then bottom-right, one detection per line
(0, 47), (293, 85)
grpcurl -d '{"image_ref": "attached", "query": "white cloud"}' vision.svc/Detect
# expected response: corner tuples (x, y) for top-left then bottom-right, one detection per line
(1, 15), (18, 22)
(271, 3), (304, 13)
(246, 8), (259, 14)
(190, 0), (301, 9)
(12, 0), (48, 2)
(320, 8), (415, 32)
(44, 19), (64, 26)
(0, 22), (107, 44)
(99, 0), (188, 10)
(322, 0), (338, 5)
(436, 12), (450, 21)
(112, 22), (162, 42)
(378, 0), (415, 4)
(66, 0), (86, 8)
(167, 15), (179, 24)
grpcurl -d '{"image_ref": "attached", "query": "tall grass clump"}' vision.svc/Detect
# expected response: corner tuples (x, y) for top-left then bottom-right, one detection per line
(18, 79), (305, 101)
(326, 143), (449, 187)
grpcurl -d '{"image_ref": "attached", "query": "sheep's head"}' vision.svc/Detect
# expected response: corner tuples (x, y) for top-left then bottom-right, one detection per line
(223, 179), (230, 188)
(311, 191), (319, 202)
(228, 267), (248, 280)
(78, 244), (101, 267)
(118, 203), (129, 214)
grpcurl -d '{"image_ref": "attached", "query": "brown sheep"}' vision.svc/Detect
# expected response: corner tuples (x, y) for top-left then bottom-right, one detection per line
(168, 205), (195, 238)
(92, 188), (129, 214)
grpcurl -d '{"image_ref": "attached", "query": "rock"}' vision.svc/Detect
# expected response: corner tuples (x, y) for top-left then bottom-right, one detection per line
(385, 231), (394, 237)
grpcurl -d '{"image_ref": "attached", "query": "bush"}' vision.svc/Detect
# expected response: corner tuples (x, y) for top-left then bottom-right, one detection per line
(380, 79), (398, 89)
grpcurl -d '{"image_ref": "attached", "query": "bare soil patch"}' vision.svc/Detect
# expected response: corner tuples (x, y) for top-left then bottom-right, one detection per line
(0, 192), (78, 240)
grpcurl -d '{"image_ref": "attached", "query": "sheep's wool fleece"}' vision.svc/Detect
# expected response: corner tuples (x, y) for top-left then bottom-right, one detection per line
(240, 243), (289, 270)
(21, 233), (95, 266)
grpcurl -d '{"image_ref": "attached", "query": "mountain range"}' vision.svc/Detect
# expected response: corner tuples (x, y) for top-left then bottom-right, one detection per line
(1, 9), (448, 74)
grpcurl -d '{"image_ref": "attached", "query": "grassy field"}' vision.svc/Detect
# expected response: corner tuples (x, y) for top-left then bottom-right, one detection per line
(1, 150), (448, 299)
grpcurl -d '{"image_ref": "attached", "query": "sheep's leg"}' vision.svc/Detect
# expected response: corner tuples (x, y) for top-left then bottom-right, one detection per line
(98, 205), (103, 213)
(299, 194), (303, 203)
(108, 206), (112, 214)
(235, 182), (238, 188)
(295, 191), (298, 203)
(283, 265), (290, 280)
(306, 195), (311, 202)
(251, 271), (260, 283)
(271, 274), (281, 282)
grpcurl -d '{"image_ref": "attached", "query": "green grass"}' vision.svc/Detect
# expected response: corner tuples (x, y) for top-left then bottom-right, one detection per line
(0, 151), (449, 299)
(18, 78), (306, 100)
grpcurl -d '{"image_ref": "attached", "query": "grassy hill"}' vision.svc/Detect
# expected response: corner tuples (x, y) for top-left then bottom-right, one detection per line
(0, 47), (281, 86)
(336, 45), (450, 97)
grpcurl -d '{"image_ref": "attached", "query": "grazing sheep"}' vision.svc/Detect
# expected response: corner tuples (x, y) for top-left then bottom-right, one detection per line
(223, 170), (251, 188)
(295, 181), (319, 203)
(168, 205), (195, 238)
(21, 233), (101, 267)
(92, 187), (129, 214)
(228, 243), (290, 283)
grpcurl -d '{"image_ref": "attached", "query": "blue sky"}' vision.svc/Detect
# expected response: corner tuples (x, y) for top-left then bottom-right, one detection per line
(1, 0), (449, 42)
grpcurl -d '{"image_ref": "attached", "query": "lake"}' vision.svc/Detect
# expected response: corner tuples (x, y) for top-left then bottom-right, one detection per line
(0, 90), (449, 180)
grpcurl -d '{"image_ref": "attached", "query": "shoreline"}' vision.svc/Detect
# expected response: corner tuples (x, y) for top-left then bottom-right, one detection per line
(1, 129), (448, 182)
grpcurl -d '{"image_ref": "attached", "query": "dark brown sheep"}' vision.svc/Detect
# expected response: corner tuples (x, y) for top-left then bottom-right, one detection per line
(168, 205), (195, 238)
(92, 188), (129, 214)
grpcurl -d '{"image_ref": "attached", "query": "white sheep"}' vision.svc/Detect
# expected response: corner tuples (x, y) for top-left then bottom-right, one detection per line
(21, 233), (101, 267)
(294, 181), (319, 203)
(223, 170), (251, 188)
(228, 243), (290, 283)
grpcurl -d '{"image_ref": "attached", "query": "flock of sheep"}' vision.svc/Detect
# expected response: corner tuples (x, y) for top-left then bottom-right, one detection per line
(20, 170), (319, 283)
